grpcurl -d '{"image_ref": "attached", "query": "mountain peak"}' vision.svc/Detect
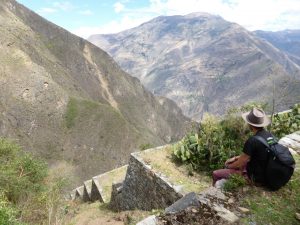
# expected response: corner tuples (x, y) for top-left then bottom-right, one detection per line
(88, 14), (300, 120)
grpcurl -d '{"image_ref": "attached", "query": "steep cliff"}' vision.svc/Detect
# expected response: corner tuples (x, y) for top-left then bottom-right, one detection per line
(0, 0), (192, 183)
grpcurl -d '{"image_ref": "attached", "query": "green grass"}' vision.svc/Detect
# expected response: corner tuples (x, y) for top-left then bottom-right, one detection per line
(241, 156), (300, 225)
(98, 166), (128, 202)
(139, 146), (211, 194)
(65, 98), (78, 129)
(223, 174), (247, 192)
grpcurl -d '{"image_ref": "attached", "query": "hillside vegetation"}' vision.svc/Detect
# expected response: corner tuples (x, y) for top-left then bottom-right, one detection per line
(0, 0), (192, 185)
(0, 138), (68, 225)
(173, 103), (300, 171)
(171, 104), (300, 224)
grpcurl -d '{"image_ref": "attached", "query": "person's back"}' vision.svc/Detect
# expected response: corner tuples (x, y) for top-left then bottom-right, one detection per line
(212, 107), (295, 190)
(244, 129), (273, 185)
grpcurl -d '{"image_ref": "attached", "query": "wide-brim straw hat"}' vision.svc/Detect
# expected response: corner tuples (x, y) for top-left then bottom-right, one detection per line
(242, 107), (271, 127)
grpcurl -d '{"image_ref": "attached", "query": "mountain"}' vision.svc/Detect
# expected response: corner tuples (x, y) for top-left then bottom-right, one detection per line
(88, 13), (300, 120)
(254, 30), (300, 66)
(0, 0), (193, 184)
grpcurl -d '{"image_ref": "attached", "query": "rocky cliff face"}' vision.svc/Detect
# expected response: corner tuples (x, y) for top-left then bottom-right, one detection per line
(0, 0), (192, 184)
(89, 13), (300, 120)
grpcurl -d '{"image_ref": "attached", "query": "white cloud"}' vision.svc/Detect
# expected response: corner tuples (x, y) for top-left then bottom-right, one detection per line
(37, 7), (57, 14)
(72, 15), (154, 39)
(79, 10), (94, 16)
(53, 1), (74, 11)
(37, 1), (75, 15)
(114, 2), (125, 13)
(148, 0), (300, 31)
(73, 0), (300, 39)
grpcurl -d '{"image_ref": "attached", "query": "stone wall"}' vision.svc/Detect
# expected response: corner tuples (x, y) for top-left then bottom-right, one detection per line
(110, 146), (183, 211)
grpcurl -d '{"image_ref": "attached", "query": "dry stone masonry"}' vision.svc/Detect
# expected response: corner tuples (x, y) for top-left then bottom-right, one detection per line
(110, 146), (184, 211)
(69, 131), (300, 224)
(70, 165), (127, 203)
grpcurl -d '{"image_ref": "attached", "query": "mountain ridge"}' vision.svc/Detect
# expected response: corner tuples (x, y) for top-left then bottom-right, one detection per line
(88, 13), (300, 120)
(0, 0), (193, 185)
(254, 29), (300, 66)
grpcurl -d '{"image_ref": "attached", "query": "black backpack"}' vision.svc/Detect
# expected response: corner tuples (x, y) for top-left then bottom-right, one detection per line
(254, 136), (295, 191)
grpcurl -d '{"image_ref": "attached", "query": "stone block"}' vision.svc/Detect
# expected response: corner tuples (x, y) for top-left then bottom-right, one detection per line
(109, 182), (124, 211)
(90, 176), (104, 202)
(136, 215), (157, 225)
(82, 179), (92, 202)
(116, 153), (183, 210)
(75, 185), (84, 200)
(279, 137), (300, 151)
(286, 133), (300, 143)
(164, 189), (238, 224)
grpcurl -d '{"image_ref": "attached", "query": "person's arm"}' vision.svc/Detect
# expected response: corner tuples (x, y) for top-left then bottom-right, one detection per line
(225, 156), (238, 166)
(226, 153), (250, 169)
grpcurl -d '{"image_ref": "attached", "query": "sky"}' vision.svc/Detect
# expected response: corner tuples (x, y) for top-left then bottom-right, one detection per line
(17, 0), (300, 39)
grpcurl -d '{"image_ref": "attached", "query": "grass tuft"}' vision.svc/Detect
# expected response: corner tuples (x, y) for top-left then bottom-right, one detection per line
(65, 98), (78, 129)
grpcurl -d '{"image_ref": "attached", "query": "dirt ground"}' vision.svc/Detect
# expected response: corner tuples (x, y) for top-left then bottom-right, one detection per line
(63, 201), (154, 225)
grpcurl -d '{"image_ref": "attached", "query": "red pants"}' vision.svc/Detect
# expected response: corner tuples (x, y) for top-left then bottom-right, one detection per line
(212, 168), (248, 185)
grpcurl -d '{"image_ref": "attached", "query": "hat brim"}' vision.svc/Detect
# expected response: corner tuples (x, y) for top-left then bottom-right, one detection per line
(242, 111), (271, 127)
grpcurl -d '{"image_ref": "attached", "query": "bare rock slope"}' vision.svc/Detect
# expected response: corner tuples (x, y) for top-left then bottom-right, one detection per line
(89, 13), (300, 120)
(0, 0), (192, 184)
(254, 30), (300, 66)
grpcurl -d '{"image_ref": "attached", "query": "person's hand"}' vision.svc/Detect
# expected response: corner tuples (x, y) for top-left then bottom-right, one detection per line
(225, 157), (237, 166)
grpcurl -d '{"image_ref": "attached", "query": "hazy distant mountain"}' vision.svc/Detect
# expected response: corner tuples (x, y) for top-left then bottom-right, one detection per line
(0, 0), (192, 184)
(89, 13), (300, 120)
(254, 30), (300, 66)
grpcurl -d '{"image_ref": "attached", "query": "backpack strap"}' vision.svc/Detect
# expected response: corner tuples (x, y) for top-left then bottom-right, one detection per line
(253, 135), (271, 149)
(253, 135), (275, 156)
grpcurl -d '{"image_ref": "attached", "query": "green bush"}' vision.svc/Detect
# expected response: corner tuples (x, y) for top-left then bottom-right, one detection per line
(223, 174), (247, 192)
(173, 103), (299, 172)
(173, 108), (250, 171)
(0, 138), (68, 224)
(0, 138), (47, 203)
(270, 103), (300, 138)
(0, 193), (26, 225)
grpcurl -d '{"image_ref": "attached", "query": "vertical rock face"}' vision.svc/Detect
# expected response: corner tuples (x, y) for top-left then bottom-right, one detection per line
(0, 0), (193, 184)
(89, 13), (300, 120)
(110, 151), (183, 211)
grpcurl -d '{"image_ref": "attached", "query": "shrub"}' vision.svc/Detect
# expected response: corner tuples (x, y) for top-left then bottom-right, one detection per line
(223, 174), (247, 192)
(173, 109), (250, 171)
(173, 103), (299, 172)
(270, 104), (300, 138)
(0, 193), (25, 225)
(0, 138), (68, 224)
(0, 138), (47, 203)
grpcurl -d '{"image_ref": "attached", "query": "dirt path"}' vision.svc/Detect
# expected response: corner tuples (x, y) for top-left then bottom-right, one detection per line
(64, 202), (152, 225)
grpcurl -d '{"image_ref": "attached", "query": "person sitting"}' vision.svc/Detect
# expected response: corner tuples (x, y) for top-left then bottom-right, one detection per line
(212, 107), (272, 186)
